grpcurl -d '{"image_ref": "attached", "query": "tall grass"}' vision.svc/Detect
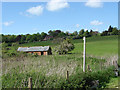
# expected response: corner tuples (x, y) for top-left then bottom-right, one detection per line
(2, 53), (116, 88)
(2, 35), (118, 88)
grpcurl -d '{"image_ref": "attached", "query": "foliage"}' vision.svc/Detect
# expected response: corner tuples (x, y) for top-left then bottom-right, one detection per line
(79, 29), (84, 36)
(2, 35), (118, 88)
(108, 25), (113, 32)
(1, 34), (118, 89)
(52, 38), (64, 44)
(73, 31), (78, 36)
(2, 64), (115, 88)
(101, 26), (119, 36)
(111, 27), (118, 35)
(105, 77), (119, 88)
(84, 30), (90, 37)
(54, 39), (74, 54)
(1, 25), (119, 44)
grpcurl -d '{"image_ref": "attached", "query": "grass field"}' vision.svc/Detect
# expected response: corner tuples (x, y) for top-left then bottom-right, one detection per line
(71, 38), (118, 56)
(2, 35), (119, 88)
(21, 35), (118, 56)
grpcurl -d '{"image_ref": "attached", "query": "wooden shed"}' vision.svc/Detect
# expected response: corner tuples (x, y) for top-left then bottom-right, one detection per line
(17, 46), (52, 55)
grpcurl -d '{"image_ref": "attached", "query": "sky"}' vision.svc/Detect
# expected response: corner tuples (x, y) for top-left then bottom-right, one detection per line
(2, 0), (118, 35)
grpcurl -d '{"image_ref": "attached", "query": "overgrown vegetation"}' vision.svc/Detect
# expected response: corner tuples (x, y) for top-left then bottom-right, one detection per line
(2, 54), (117, 88)
(54, 39), (74, 54)
(1, 33), (119, 89)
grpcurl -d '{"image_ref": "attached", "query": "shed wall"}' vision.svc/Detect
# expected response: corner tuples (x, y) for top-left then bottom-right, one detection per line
(43, 51), (48, 55)
(27, 50), (52, 55)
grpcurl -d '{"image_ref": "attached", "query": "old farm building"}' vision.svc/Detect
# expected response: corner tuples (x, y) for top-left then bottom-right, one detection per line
(17, 46), (52, 55)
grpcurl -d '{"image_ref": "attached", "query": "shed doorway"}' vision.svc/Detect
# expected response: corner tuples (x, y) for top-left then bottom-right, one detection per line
(41, 52), (43, 55)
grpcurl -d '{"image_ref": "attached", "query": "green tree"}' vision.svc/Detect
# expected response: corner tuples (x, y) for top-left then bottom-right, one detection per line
(79, 29), (84, 36)
(8, 35), (16, 42)
(32, 34), (38, 41)
(20, 35), (26, 44)
(2, 35), (8, 43)
(66, 31), (69, 36)
(73, 31), (78, 36)
(111, 27), (118, 35)
(36, 33), (41, 41)
(15, 35), (21, 42)
(26, 35), (32, 42)
(48, 30), (53, 36)
(108, 25), (113, 32)
(101, 31), (108, 36)
(54, 39), (74, 55)
(84, 30), (90, 37)
(41, 32), (47, 40)
(58, 32), (66, 37)
(89, 30), (93, 36)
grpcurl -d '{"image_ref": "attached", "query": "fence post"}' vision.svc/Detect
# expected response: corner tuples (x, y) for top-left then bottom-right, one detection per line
(28, 77), (32, 89)
(66, 71), (69, 80)
(87, 64), (90, 71)
(83, 37), (86, 72)
(115, 61), (118, 68)
(100, 62), (102, 70)
(87, 64), (92, 72)
(113, 61), (114, 65)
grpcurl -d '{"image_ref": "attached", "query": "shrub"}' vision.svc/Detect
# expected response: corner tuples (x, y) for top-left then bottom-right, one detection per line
(12, 42), (19, 46)
(32, 53), (38, 57)
(54, 39), (74, 55)
(2, 63), (115, 89)
(7, 52), (17, 57)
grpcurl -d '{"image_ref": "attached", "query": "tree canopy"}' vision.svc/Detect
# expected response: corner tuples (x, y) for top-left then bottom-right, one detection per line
(1, 25), (119, 44)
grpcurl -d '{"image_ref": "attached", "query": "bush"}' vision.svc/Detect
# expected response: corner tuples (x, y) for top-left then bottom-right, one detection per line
(12, 42), (19, 46)
(54, 39), (74, 54)
(7, 52), (17, 57)
(61, 66), (115, 89)
(32, 53), (38, 57)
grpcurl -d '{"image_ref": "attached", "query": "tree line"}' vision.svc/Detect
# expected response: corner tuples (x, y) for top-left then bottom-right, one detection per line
(1, 25), (119, 44)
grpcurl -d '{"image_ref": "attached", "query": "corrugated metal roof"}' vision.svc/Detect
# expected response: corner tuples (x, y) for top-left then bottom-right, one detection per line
(17, 46), (50, 52)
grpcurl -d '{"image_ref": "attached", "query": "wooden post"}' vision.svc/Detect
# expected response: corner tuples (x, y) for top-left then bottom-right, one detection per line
(28, 77), (32, 89)
(115, 61), (118, 65)
(66, 71), (69, 80)
(87, 64), (90, 71)
(83, 37), (86, 72)
(115, 61), (118, 68)
(113, 61), (114, 65)
(100, 62), (102, 70)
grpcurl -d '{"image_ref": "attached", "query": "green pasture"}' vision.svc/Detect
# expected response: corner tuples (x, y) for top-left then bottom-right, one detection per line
(19, 35), (118, 56)
(71, 39), (118, 56)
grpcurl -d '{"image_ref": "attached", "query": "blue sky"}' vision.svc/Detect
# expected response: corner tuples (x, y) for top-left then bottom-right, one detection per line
(2, 1), (118, 35)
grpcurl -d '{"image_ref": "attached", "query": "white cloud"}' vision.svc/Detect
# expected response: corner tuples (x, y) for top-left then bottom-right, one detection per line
(3, 21), (14, 26)
(26, 5), (44, 16)
(90, 20), (103, 25)
(85, 29), (88, 31)
(19, 12), (31, 17)
(46, 0), (69, 11)
(85, 0), (103, 8)
(76, 24), (80, 28)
